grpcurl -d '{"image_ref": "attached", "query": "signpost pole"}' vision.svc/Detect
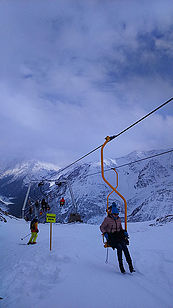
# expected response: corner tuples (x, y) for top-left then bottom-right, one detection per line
(50, 222), (52, 251)
(46, 213), (56, 251)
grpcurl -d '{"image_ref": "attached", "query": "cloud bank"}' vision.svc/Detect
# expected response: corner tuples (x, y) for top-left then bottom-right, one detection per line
(0, 0), (173, 166)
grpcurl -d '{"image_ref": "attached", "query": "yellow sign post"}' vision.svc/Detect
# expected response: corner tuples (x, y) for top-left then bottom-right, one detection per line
(46, 213), (56, 251)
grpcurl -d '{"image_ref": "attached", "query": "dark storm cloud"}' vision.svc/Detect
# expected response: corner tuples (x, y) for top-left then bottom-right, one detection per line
(0, 0), (173, 166)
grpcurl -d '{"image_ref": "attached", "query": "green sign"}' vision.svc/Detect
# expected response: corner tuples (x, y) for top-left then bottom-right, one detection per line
(46, 213), (56, 223)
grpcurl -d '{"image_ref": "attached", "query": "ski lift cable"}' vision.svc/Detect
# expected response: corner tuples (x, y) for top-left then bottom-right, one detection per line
(23, 149), (173, 217)
(83, 148), (173, 178)
(108, 97), (173, 142)
(44, 97), (173, 180)
(25, 148), (173, 187)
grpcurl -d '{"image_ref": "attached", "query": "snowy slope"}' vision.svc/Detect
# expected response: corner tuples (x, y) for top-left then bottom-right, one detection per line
(0, 218), (173, 308)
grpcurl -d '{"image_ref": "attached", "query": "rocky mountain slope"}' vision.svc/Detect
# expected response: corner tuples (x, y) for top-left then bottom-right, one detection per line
(0, 161), (59, 217)
(0, 149), (172, 223)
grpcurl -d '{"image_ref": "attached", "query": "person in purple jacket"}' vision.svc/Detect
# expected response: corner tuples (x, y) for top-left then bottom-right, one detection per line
(100, 202), (135, 274)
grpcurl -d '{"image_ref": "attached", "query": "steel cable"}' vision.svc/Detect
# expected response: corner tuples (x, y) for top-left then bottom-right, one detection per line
(45, 97), (173, 179)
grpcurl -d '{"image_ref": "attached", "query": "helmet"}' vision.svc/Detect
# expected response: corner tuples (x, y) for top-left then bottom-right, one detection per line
(112, 204), (119, 214)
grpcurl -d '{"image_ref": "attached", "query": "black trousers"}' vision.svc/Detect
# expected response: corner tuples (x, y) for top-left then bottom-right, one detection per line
(108, 233), (132, 267)
(115, 242), (132, 266)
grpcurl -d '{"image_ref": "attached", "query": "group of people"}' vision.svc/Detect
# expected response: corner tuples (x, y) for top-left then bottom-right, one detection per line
(28, 197), (65, 216)
(24, 198), (51, 221)
(27, 197), (65, 244)
(27, 199), (134, 274)
(26, 196), (66, 222)
(40, 198), (50, 213)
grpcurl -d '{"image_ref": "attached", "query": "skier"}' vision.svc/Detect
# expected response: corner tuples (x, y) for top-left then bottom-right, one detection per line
(29, 204), (33, 215)
(35, 200), (39, 209)
(60, 197), (65, 207)
(47, 204), (50, 211)
(100, 202), (135, 274)
(41, 198), (47, 212)
(27, 217), (39, 245)
(35, 200), (40, 216)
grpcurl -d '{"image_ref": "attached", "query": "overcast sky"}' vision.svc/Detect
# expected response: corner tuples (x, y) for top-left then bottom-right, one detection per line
(0, 0), (173, 167)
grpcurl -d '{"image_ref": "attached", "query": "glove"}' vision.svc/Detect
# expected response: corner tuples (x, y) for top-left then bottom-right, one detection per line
(124, 230), (129, 238)
(104, 232), (109, 240)
(36, 229), (39, 233)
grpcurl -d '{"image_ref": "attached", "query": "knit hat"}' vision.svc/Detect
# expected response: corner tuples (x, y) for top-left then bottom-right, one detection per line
(111, 202), (119, 214)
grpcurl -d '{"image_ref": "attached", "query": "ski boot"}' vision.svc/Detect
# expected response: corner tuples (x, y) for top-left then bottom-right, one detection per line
(119, 263), (126, 274)
(129, 264), (135, 273)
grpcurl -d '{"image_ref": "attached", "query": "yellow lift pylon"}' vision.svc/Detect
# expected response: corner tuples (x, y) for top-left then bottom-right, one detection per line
(101, 136), (127, 230)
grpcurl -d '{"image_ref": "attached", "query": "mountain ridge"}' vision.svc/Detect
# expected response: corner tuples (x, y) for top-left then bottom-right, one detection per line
(0, 148), (172, 223)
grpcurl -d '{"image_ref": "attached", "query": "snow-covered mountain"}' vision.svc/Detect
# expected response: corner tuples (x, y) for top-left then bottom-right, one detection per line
(0, 160), (60, 217)
(0, 149), (173, 223)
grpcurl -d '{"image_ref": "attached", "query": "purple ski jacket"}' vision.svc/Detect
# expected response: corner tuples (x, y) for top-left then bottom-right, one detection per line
(100, 215), (123, 234)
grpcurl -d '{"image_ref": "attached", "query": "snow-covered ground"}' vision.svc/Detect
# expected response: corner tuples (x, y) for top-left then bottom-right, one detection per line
(0, 218), (173, 308)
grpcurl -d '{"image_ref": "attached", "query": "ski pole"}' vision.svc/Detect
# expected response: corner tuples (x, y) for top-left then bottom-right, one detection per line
(21, 233), (31, 240)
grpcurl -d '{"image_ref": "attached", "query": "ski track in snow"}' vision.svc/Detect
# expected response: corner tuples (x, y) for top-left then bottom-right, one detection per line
(0, 219), (173, 308)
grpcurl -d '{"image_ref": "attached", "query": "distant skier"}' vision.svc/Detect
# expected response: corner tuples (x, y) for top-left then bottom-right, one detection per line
(100, 202), (135, 274)
(29, 204), (33, 215)
(35, 200), (40, 216)
(27, 217), (39, 245)
(60, 197), (65, 207)
(47, 204), (50, 211)
(35, 200), (39, 209)
(41, 198), (47, 212)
